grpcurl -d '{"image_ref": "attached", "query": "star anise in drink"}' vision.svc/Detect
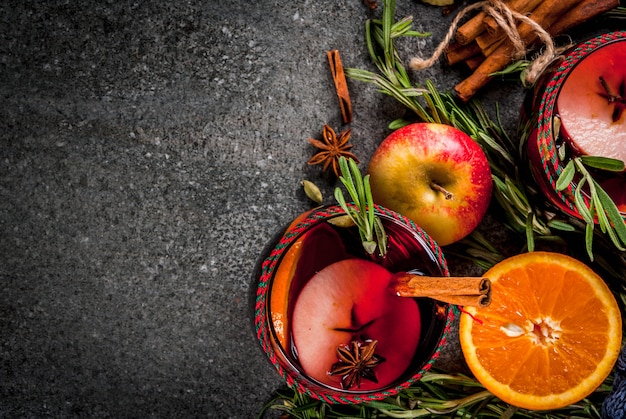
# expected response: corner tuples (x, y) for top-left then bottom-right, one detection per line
(307, 124), (359, 177)
(328, 338), (385, 390)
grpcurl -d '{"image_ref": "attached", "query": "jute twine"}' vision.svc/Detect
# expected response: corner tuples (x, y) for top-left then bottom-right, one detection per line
(254, 204), (457, 404)
(409, 0), (563, 85)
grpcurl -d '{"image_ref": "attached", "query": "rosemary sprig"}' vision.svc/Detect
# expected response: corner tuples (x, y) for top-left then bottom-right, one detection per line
(259, 370), (611, 418)
(334, 156), (388, 257)
(604, 6), (626, 18)
(556, 156), (626, 259)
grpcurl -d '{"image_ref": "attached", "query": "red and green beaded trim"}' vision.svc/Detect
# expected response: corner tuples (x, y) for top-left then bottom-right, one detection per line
(254, 204), (455, 404)
(535, 31), (626, 215)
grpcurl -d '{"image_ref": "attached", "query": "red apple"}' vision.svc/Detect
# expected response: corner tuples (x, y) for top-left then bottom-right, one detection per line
(557, 40), (626, 163)
(291, 258), (421, 391)
(367, 123), (492, 246)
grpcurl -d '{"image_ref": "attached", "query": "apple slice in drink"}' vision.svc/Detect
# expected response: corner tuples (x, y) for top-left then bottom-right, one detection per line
(291, 258), (421, 390)
(557, 41), (626, 163)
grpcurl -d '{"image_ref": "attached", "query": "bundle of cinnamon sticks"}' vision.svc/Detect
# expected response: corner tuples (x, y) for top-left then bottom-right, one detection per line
(446, 0), (619, 102)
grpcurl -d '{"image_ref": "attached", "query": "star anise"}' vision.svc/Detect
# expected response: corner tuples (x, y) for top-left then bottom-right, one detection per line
(328, 339), (385, 390)
(307, 124), (359, 177)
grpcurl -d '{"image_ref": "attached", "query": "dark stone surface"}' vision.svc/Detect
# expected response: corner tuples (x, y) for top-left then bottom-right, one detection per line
(0, 1), (528, 417)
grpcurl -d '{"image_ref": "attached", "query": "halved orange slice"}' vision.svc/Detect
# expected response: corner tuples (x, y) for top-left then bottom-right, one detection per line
(459, 251), (622, 410)
(269, 210), (348, 349)
(270, 210), (313, 349)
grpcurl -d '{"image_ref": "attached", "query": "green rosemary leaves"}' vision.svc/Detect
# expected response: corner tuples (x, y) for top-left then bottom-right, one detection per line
(334, 157), (387, 257)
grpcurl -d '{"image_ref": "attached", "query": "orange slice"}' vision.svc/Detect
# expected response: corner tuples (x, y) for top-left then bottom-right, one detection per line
(269, 210), (348, 349)
(270, 210), (313, 349)
(459, 251), (622, 410)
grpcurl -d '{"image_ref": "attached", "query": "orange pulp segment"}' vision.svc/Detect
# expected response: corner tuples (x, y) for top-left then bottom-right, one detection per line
(459, 251), (622, 410)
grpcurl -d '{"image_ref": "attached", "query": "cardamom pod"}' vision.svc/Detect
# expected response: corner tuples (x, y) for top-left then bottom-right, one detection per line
(301, 180), (323, 204)
(327, 214), (356, 228)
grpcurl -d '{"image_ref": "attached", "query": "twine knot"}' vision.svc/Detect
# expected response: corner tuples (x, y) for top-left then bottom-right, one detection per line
(409, 0), (562, 85)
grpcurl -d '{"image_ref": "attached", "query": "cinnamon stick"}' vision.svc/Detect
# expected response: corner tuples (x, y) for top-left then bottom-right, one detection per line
(548, 0), (619, 36)
(464, 54), (486, 71)
(446, 36), (503, 68)
(514, 0), (587, 37)
(455, 11), (488, 45)
(430, 294), (492, 307)
(483, 0), (544, 36)
(454, 0), (522, 44)
(327, 50), (353, 124)
(475, 32), (507, 56)
(482, 36), (506, 58)
(390, 274), (492, 307)
(453, 43), (514, 102)
(445, 41), (482, 66)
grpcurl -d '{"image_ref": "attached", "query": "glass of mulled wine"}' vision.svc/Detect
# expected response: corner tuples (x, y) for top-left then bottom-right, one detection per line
(252, 204), (454, 403)
(519, 31), (626, 220)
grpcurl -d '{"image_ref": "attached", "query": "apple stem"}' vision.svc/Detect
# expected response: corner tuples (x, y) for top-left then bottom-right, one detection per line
(430, 182), (453, 200)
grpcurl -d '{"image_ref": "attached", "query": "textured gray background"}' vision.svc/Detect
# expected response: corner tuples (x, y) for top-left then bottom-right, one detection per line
(0, 1), (530, 417)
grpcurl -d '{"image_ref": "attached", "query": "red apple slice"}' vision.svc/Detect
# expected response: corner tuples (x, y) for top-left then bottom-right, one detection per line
(291, 258), (421, 390)
(557, 41), (626, 163)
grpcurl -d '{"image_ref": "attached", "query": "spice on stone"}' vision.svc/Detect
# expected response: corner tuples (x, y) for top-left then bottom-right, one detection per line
(327, 50), (353, 124)
(307, 124), (359, 177)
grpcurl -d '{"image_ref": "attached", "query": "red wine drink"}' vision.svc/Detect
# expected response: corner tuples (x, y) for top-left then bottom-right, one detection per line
(253, 205), (454, 403)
